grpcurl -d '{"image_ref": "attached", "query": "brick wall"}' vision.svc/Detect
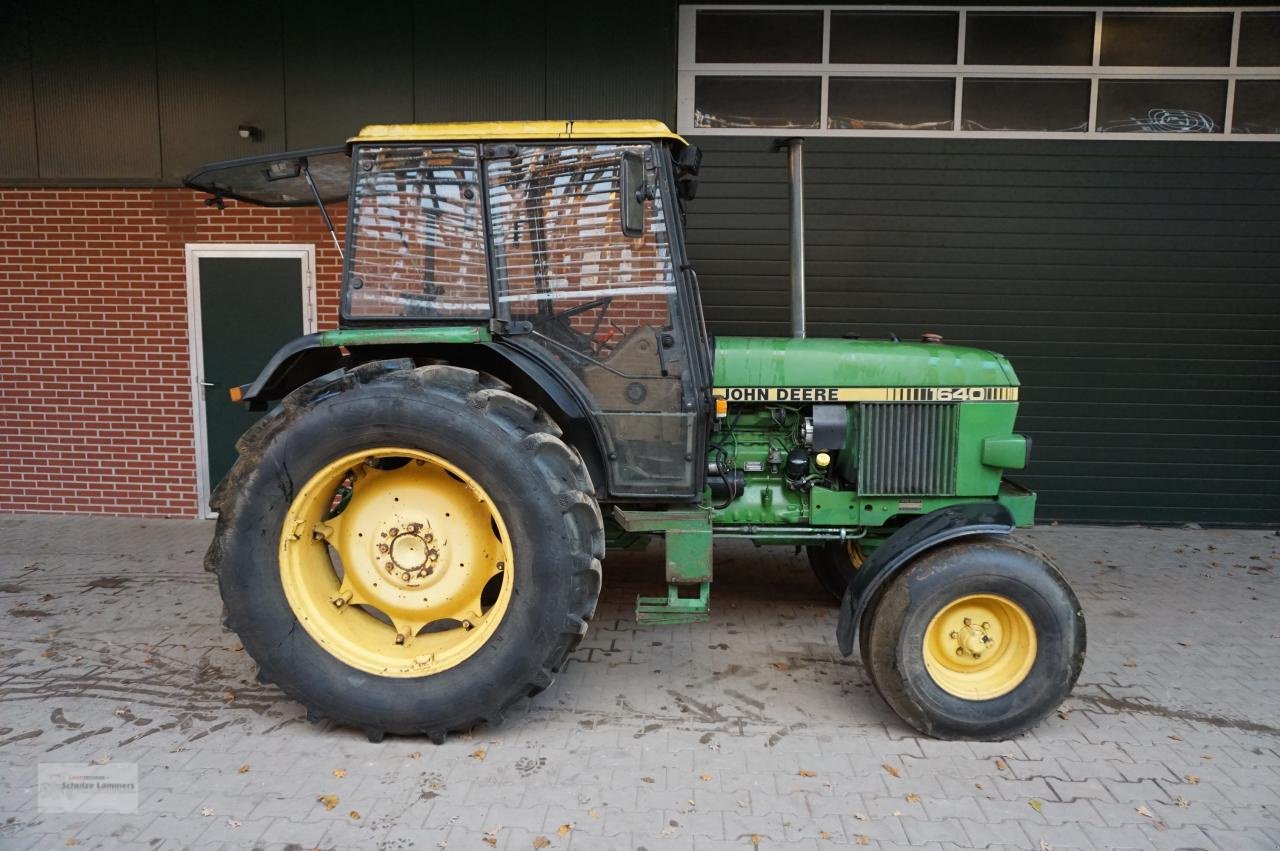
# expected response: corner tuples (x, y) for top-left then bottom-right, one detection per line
(0, 189), (345, 517)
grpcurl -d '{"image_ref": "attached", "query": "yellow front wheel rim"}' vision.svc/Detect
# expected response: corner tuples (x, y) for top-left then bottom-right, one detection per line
(922, 593), (1037, 700)
(278, 447), (514, 678)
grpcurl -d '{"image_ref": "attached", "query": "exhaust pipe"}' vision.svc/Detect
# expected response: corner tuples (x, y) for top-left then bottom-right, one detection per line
(777, 138), (806, 339)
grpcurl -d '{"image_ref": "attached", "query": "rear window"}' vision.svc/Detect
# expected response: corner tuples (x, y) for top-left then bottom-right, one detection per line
(344, 145), (490, 319)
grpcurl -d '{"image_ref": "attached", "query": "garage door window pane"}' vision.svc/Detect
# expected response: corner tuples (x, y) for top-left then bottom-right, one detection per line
(696, 11), (823, 63)
(829, 12), (958, 65)
(1101, 13), (1232, 67)
(962, 79), (1090, 132)
(966, 13), (1094, 66)
(1096, 80), (1226, 133)
(1232, 80), (1280, 134)
(828, 78), (954, 131)
(1239, 12), (1280, 67)
(694, 76), (821, 129)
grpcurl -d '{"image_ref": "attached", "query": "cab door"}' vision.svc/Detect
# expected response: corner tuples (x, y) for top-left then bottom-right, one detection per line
(485, 142), (704, 499)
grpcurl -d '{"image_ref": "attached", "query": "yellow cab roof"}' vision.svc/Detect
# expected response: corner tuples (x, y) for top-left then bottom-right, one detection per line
(350, 119), (686, 147)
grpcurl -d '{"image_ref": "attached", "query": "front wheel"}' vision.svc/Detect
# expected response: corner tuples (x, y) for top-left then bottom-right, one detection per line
(862, 536), (1085, 740)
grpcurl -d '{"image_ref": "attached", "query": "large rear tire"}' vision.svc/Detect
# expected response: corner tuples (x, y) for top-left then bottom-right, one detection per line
(205, 361), (604, 742)
(862, 535), (1085, 740)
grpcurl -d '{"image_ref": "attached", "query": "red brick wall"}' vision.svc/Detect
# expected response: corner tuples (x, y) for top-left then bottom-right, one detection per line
(0, 189), (346, 517)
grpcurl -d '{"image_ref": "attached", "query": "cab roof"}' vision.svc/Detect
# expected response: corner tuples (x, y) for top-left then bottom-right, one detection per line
(350, 119), (686, 146)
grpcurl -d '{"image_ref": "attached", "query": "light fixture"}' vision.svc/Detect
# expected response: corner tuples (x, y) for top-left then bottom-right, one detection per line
(238, 124), (263, 142)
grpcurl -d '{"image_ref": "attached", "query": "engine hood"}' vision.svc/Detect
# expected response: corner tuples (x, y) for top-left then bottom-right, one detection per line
(712, 336), (1018, 389)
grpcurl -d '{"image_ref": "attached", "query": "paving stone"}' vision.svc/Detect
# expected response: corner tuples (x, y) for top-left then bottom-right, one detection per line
(0, 518), (1277, 850)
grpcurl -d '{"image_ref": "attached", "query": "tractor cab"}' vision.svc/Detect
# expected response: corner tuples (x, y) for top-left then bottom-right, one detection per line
(187, 121), (713, 501)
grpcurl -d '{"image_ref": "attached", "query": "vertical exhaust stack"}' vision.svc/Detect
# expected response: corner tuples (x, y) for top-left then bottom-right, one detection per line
(778, 138), (806, 339)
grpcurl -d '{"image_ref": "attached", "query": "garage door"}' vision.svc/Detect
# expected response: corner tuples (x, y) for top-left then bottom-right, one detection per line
(685, 136), (1280, 525)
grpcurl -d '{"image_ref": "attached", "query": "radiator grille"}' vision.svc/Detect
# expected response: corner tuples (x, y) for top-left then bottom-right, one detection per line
(858, 403), (959, 495)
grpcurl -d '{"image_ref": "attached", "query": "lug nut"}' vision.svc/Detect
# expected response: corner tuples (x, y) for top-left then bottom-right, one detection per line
(389, 527), (399, 536)
(955, 648), (964, 656)
(949, 631), (958, 639)
(377, 543), (389, 554)
(496, 561), (505, 572)
(394, 633), (406, 645)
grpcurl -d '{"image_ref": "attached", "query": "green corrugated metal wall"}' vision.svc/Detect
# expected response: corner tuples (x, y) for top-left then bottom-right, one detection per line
(1, 0), (1276, 524)
(683, 136), (1280, 525)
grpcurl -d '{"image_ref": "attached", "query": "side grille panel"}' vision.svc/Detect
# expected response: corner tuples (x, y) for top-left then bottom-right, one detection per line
(858, 403), (959, 495)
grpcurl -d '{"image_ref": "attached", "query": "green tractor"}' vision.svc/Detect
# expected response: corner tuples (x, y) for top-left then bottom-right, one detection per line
(188, 120), (1084, 743)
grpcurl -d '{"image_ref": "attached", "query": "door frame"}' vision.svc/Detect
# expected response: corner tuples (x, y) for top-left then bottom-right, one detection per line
(184, 243), (318, 518)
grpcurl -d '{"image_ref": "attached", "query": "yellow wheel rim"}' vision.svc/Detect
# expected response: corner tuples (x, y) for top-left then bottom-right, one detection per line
(921, 593), (1036, 700)
(278, 447), (514, 678)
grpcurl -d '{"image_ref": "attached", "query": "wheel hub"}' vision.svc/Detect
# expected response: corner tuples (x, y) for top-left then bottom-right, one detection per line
(921, 593), (1037, 700)
(378, 522), (441, 586)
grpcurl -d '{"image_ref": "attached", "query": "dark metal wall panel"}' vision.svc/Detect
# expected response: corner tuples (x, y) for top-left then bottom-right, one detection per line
(28, 3), (161, 180)
(414, 2), (546, 122)
(283, 0), (414, 148)
(157, 2), (288, 181)
(0, 1), (36, 177)
(685, 136), (1280, 525)
(546, 0), (675, 121)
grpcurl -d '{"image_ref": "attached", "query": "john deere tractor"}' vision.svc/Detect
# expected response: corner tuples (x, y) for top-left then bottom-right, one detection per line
(188, 120), (1084, 743)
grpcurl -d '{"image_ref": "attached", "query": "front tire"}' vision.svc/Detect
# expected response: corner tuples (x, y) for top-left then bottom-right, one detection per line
(206, 362), (604, 741)
(807, 540), (866, 602)
(862, 536), (1085, 740)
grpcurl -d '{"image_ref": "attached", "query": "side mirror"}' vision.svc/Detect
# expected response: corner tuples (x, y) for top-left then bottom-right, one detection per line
(620, 151), (647, 238)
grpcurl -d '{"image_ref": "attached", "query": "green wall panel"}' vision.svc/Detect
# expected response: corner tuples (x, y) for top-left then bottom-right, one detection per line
(684, 136), (1280, 525)
(0, 1), (37, 178)
(414, 2), (546, 121)
(29, 2), (161, 179)
(284, 0), (414, 148)
(157, 2), (288, 181)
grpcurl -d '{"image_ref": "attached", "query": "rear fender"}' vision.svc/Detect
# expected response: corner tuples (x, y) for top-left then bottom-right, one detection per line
(836, 502), (1015, 656)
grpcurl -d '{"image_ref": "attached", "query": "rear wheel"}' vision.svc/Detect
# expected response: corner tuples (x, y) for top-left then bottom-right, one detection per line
(862, 536), (1085, 739)
(807, 540), (866, 602)
(206, 362), (604, 742)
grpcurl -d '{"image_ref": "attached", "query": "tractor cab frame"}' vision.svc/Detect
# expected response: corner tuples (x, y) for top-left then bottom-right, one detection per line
(186, 121), (714, 503)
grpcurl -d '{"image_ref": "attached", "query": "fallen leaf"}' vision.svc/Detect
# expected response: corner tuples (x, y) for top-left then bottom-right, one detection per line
(905, 792), (921, 804)
(994, 758), (1008, 771)
(483, 839), (497, 848)
(227, 820), (241, 828)
(64, 840), (80, 847)
(333, 768), (347, 778)
(856, 836), (871, 846)
(1169, 735), (1182, 742)
(1122, 661), (1137, 668)
(556, 823), (573, 837)
(772, 662), (790, 671)
(700, 773), (712, 781)
(1185, 774), (1200, 784)
(799, 769), (816, 777)
(853, 812), (867, 821)
(1057, 709), (1069, 720)
(317, 794), (339, 811)
(1039, 841), (1052, 851)
(532, 838), (551, 850)
(223, 690), (236, 701)
(237, 764), (250, 774)
(1201, 754), (1214, 760)
(588, 808), (600, 819)
(200, 807), (214, 817)
(1029, 799), (1043, 812)
(470, 748), (487, 762)
(408, 751), (422, 760)
(642, 776), (655, 784)
(975, 783), (985, 790)
(1136, 805), (1155, 818)
(881, 763), (901, 778)
(348, 810), (361, 820)
(750, 835), (762, 848)
(1175, 796), (1189, 809)
(819, 830), (832, 840)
